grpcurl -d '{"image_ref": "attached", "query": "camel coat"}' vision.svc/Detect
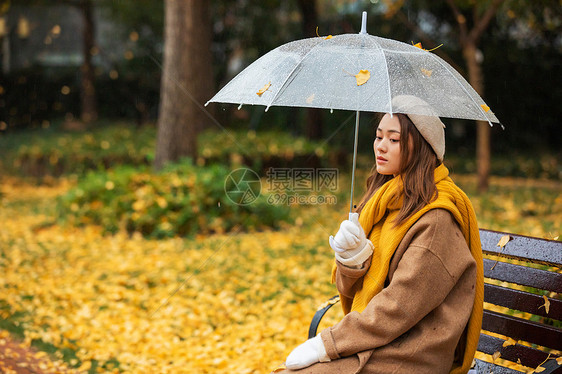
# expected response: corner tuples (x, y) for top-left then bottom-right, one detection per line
(282, 209), (477, 374)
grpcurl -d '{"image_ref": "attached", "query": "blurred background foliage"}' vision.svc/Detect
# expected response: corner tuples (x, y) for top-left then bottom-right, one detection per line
(0, 0), (560, 155)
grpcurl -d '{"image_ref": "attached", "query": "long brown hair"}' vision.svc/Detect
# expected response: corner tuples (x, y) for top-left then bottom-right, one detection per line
(355, 113), (440, 226)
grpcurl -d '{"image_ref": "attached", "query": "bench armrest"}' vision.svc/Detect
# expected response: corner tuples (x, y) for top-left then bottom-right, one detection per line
(308, 295), (340, 339)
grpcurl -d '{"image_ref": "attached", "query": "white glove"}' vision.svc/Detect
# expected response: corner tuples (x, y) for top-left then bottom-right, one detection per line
(329, 212), (373, 266)
(285, 335), (330, 370)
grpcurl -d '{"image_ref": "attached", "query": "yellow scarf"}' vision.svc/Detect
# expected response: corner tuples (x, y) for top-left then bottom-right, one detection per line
(333, 164), (483, 374)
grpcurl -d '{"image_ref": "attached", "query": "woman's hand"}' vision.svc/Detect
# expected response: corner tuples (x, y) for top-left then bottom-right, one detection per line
(329, 213), (374, 267)
(285, 335), (330, 370)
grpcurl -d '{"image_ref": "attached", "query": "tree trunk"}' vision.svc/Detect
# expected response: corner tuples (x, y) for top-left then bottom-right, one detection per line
(463, 43), (490, 192)
(80, 0), (97, 123)
(154, 0), (213, 170)
(297, 0), (323, 140)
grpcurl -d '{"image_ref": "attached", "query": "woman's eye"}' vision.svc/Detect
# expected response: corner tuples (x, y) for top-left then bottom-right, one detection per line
(390, 138), (400, 143)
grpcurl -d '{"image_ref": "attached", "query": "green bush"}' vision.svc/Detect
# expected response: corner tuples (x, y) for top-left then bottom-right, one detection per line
(0, 122), (155, 177)
(445, 153), (561, 180)
(57, 160), (292, 238)
(197, 129), (341, 170)
(0, 124), (342, 178)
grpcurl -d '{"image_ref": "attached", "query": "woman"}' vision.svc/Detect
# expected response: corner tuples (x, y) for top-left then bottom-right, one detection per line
(281, 96), (484, 374)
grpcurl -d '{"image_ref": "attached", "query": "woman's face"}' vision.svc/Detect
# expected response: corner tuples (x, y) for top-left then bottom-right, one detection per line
(374, 113), (402, 176)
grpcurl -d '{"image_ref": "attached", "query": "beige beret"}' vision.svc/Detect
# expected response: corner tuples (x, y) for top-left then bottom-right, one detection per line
(391, 95), (446, 161)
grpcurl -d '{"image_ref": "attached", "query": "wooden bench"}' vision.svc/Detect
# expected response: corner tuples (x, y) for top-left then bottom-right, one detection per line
(308, 229), (562, 373)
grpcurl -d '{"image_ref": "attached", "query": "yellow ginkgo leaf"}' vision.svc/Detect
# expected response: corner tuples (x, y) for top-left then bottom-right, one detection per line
(77, 361), (92, 371)
(355, 70), (371, 86)
(502, 337), (517, 347)
(497, 235), (512, 248)
(481, 104), (491, 112)
(538, 295), (550, 314)
(412, 41), (443, 52)
(535, 366), (546, 373)
(316, 26), (332, 40)
(517, 358), (521, 364)
(492, 351), (501, 362)
(257, 82), (271, 96)
(556, 356), (562, 365)
(421, 68), (433, 77)
(271, 364), (287, 373)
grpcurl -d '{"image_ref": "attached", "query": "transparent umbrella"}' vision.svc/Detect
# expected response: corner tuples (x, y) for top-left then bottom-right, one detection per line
(207, 12), (500, 214)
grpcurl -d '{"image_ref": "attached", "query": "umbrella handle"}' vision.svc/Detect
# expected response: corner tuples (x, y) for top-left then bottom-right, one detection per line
(349, 111), (360, 214)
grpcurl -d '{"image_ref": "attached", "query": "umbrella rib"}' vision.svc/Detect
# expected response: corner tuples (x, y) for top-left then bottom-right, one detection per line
(377, 44), (394, 114)
(265, 38), (326, 111)
(426, 51), (494, 126)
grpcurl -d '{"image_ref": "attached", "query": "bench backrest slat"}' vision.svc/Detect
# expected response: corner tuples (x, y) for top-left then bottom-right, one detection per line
(477, 230), (562, 372)
(482, 310), (562, 351)
(484, 283), (561, 318)
(480, 230), (562, 266)
(483, 258), (562, 292)
(477, 333), (552, 369)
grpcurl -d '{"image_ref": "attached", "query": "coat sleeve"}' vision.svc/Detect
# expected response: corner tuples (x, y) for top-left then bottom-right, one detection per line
(321, 213), (469, 359)
(334, 257), (372, 300)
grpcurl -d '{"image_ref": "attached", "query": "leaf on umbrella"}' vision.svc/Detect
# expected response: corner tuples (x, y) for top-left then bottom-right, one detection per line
(257, 82), (271, 96)
(355, 70), (370, 86)
(502, 337), (517, 347)
(412, 41), (443, 52)
(421, 68), (433, 77)
(535, 366), (546, 373)
(492, 351), (501, 362)
(556, 357), (562, 365)
(306, 94), (315, 104)
(538, 295), (550, 314)
(481, 104), (491, 112)
(315, 26), (332, 40)
(497, 235), (512, 248)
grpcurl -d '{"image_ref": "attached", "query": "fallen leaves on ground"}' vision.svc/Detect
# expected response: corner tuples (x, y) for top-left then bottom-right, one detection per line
(0, 330), (76, 374)
(0, 173), (559, 373)
(0, 177), (339, 373)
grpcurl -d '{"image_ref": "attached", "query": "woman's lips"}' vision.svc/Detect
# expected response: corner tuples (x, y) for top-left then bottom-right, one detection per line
(376, 156), (387, 163)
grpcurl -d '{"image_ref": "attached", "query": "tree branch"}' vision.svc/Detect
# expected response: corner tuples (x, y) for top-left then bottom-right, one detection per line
(445, 0), (468, 43)
(468, 0), (505, 44)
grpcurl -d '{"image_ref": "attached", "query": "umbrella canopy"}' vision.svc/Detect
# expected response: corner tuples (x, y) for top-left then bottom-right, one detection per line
(207, 14), (499, 125)
(207, 12), (500, 213)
